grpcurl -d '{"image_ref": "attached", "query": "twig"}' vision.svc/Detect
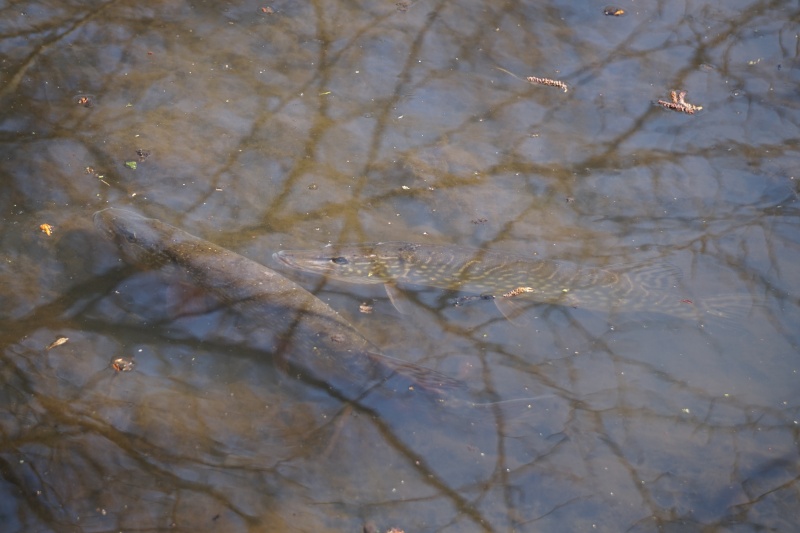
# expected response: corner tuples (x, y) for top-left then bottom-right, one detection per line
(525, 76), (569, 92)
(657, 90), (702, 115)
(502, 287), (535, 298)
(495, 67), (568, 92)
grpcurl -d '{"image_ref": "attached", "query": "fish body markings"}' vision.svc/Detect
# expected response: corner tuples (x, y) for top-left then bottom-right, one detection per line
(274, 242), (741, 322)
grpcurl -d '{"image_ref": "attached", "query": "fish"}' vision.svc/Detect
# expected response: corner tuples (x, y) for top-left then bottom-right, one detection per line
(274, 242), (745, 323)
(93, 209), (521, 410)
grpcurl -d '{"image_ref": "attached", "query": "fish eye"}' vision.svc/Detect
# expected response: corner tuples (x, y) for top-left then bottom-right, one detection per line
(331, 256), (349, 265)
(120, 229), (136, 243)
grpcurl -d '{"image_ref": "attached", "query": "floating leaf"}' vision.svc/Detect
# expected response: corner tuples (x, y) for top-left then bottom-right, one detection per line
(112, 357), (135, 372)
(46, 336), (68, 350)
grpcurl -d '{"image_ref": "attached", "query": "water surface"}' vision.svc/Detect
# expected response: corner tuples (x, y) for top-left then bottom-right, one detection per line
(1, 0), (798, 531)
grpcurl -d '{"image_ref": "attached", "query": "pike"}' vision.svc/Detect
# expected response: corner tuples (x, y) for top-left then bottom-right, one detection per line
(93, 209), (524, 409)
(274, 242), (746, 323)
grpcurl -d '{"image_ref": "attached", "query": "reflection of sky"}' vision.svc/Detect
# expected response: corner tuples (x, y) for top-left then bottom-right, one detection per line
(0, 0), (798, 531)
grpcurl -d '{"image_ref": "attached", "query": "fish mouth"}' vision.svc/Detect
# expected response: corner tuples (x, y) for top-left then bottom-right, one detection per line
(272, 250), (293, 267)
(93, 208), (141, 240)
(93, 208), (166, 262)
(273, 250), (326, 269)
(93, 207), (121, 239)
(273, 249), (361, 279)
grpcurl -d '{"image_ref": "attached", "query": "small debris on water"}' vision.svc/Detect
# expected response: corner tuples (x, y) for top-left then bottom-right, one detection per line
(471, 218), (488, 224)
(495, 66), (568, 92)
(85, 166), (110, 185)
(503, 286), (535, 298)
(73, 94), (95, 107)
(364, 525), (406, 533)
(111, 357), (135, 372)
(359, 302), (374, 314)
(45, 336), (69, 350)
(260, 6), (274, 13)
(657, 90), (702, 114)
(526, 75), (568, 92)
(124, 161), (137, 170)
(136, 149), (151, 162)
(604, 6), (625, 16)
(39, 223), (54, 236)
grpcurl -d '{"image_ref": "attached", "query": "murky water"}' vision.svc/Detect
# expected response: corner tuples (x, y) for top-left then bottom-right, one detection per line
(1, 0), (798, 531)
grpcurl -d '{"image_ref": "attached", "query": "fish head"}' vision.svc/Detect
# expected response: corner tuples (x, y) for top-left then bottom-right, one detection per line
(94, 208), (172, 265)
(273, 242), (414, 284)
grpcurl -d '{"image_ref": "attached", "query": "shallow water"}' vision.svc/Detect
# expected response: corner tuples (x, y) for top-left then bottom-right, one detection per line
(1, 0), (798, 531)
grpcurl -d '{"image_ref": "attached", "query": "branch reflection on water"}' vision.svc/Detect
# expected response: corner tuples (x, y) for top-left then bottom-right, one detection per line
(0, 0), (798, 530)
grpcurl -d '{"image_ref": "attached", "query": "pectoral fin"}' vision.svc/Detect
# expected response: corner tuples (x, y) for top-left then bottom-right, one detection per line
(494, 296), (535, 326)
(384, 282), (412, 315)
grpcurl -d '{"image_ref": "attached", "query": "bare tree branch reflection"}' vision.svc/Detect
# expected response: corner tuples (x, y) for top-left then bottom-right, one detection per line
(0, 0), (799, 530)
